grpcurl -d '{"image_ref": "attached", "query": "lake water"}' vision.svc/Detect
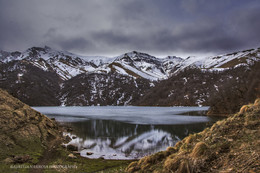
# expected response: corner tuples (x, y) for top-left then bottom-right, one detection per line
(33, 106), (217, 160)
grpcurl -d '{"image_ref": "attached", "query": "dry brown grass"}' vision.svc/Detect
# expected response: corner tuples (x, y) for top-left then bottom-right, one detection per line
(254, 98), (260, 106)
(239, 105), (251, 114)
(0, 104), (12, 112)
(178, 159), (192, 173)
(125, 161), (138, 173)
(164, 155), (182, 171)
(190, 142), (208, 158)
(166, 146), (178, 154)
(126, 99), (260, 173)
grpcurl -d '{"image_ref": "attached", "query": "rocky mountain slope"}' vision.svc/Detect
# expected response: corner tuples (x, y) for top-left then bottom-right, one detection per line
(136, 61), (260, 115)
(61, 72), (151, 106)
(0, 46), (180, 81)
(126, 99), (260, 172)
(0, 46), (259, 108)
(0, 61), (61, 106)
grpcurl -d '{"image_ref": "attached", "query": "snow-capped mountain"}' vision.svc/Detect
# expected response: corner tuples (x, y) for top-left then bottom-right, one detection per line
(0, 47), (182, 81)
(100, 51), (182, 81)
(0, 46), (259, 107)
(175, 48), (260, 73)
(1, 46), (259, 81)
(0, 46), (107, 80)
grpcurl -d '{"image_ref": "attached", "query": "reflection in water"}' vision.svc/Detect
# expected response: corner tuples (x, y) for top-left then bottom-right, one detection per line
(65, 120), (208, 159)
(33, 106), (217, 159)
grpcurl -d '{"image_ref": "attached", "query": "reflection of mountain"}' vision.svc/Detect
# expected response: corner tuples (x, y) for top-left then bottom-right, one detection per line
(68, 129), (177, 159)
(66, 119), (209, 159)
(69, 119), (208, 140)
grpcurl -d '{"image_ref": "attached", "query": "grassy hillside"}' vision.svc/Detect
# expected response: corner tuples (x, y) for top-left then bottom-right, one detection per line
(126, 99), (260, 172)
(0, 89), (131, 173)
(0, 89), (61, 172)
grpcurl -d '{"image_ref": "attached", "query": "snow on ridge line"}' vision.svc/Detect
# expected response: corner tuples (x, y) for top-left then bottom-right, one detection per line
(1, 46), (259, 81)
(119, 63), (160, 81)
(178, 48), (260, 70)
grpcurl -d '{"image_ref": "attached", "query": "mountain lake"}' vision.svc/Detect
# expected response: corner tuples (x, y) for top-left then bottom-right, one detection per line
(33, 106), (221, 160)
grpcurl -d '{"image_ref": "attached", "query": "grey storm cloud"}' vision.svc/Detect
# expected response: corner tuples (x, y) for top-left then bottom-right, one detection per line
(0, 0), (260, 57)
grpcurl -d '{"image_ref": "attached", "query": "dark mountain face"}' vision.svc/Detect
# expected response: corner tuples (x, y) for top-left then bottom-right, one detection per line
(60, 72), (152, 106)
(0, 61), (61, 106)
(134, 68), (218, 106)
(207, 61), (260, 115)
(135, 62), (260, 115)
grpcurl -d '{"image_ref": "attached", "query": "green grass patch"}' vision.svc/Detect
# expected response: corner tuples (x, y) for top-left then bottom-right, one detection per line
(43, 145), (132, 173)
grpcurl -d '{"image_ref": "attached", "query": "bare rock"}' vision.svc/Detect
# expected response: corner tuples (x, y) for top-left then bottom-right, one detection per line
(86, 152), (93, 155)
(13, 155), (31, 163)
(68, 153), (77, 159)
(3, 157), (14, 163)
(64, 135), (72, 143)
(67, 144), (78, 151)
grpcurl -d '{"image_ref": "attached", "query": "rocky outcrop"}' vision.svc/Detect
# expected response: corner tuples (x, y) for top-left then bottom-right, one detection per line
(126, 99), (260, 172)
(0, 89), (61, 164)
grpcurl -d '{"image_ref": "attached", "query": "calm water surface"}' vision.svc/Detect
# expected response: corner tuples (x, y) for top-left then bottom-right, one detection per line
(33, 106), (218, 160)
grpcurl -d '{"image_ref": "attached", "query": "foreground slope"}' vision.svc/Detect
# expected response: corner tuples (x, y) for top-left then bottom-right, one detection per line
(0, 89), (61, 168)
(0, 89), (132, 173)
(126, 99), (260, 172)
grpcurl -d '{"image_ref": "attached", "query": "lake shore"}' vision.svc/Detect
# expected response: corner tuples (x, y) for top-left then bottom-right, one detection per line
(0, 89), (132, 173)
(1, 88), (258, 172)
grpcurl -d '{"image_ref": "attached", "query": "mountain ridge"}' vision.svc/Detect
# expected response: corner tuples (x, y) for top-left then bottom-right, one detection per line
(0, 46), (259, 109)
(1, 46), (259, 81)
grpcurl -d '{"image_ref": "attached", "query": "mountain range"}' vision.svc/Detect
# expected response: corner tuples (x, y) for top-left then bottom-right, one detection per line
(0, 46), (259, 114)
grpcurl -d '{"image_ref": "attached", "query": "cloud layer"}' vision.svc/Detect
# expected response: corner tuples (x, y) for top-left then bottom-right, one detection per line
(0, 0), (260, 57)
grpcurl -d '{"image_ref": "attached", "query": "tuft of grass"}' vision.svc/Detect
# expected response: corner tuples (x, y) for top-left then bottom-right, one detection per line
(190, 142), (208, 158)
(178, 159), (192, 173)
(125, 161), (138, 173)
(164, 155), (182, 172)
(254, 98), (260, 106)
(239, 105), (251, 114)
(166, 146), (178, 154)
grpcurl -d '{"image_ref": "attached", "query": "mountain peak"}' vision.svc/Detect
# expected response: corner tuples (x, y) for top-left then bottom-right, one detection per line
(44, 45), (52, 50)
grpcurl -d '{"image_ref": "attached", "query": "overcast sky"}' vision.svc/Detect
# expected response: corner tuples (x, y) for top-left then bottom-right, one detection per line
(0, 0), (260, 58)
